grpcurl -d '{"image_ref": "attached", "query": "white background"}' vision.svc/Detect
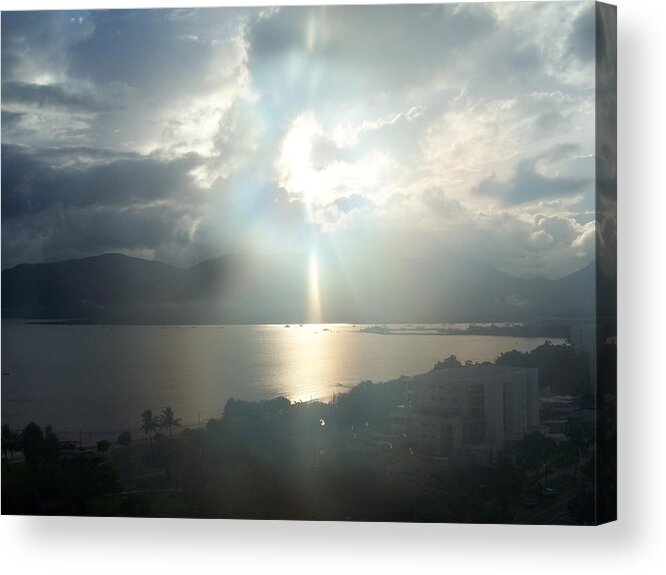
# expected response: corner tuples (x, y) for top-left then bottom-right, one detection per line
(0, 0), (663, 573)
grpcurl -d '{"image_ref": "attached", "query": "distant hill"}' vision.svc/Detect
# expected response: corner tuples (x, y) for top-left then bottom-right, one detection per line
(1, 252), (605, 324)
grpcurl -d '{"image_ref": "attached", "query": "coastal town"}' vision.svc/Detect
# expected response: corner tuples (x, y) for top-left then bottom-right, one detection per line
(2, 331), (616, 524)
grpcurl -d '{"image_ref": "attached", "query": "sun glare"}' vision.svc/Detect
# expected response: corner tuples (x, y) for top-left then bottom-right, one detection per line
(277, 113), (322, 216)
(308, 249), (323, 324)
(281, 116), (315, 174)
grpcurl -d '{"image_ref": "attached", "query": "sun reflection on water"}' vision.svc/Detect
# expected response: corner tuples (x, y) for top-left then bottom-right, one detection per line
(267, 322), (348, 404)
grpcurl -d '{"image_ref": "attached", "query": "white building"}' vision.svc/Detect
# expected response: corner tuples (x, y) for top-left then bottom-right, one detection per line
(390, 365), (539, 460)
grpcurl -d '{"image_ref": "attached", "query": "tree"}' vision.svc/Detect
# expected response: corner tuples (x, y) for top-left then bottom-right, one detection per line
(1, 424), (20, 471)
(117, 431), (133, 483)
(158, 407), (182, 437)
(62, 455), (122, 514)
(144, 435), (174, 478)
(516, 432), (556, 491)
(563, 422), (592, 481)
(96, 440), (110, 453)
(20, 422), (45, 466)
(1, 424), (19, 461)
(117, 431), (132, 449)
(433, 355), (463, 370)
(140, 409), (159, 442)
(43, 425), (60, 463)
(495, 342), (589, 395)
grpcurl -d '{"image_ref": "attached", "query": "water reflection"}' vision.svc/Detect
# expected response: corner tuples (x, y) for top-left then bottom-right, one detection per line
(269, 323), (341, 403)
(1, 322), (562, 439)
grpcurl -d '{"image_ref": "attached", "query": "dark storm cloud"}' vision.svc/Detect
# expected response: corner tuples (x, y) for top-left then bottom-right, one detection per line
(568, 3), (596, 62)
(247, 4), (495, 108)
(474, 145), (592, 205)
(247, 2), (586, 113)
(462, 38), (554, 100)
(47, 204), (191, 252)
(1, 202), (195, 268)
(2, 81), (109, 112)
(1, 144), (203, 219)
(66, 9), (237, 98)
(0, 158), (310, 269)
(595, 3), (617, 278)
(1, 10), (94, 81)
(1, 110), (25, 129)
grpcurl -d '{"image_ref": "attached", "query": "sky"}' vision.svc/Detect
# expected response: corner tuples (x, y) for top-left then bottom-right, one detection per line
(1, 2), (598, 278)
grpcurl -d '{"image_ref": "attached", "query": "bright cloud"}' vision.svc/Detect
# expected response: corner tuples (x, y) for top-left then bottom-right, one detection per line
(2, 3), (598, 278)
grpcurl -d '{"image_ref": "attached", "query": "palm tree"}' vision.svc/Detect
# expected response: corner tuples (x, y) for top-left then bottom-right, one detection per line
(158, 407), (182, 437)
(140, 409), (159, 442)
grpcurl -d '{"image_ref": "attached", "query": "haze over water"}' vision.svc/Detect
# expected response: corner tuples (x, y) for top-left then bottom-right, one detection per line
(1, 322), (561, 441)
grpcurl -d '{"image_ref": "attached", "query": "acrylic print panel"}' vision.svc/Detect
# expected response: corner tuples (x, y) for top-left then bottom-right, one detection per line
(1, 1), (616, 524)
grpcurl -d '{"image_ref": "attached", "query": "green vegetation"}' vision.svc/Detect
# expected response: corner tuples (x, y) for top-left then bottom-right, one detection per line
(496, 340), (590, 395)
(437, 323), (571, 339)
(140, 409), (159, 442)
(2, 423), (21, 462)
(96, 440), (110, 453)
(333, 379), (405, 426)
(117, 430), (132, 449)
(158, 406), (182, 437)
(2, 422), (122, 515)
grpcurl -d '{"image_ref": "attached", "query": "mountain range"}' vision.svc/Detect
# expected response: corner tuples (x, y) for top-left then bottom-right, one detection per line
(1, 252), (609, 324)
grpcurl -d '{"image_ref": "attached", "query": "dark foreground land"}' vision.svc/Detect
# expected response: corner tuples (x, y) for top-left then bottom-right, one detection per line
(2, 343), (615, 524)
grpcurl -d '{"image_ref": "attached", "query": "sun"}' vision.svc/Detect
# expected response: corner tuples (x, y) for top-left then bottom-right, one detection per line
(281, 115), (315, 173)
(277, 112), (323, 215)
